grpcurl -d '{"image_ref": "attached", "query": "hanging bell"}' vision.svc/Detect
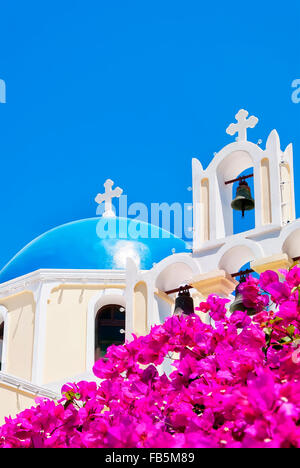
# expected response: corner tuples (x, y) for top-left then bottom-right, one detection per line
(231, 179), (255, 217)
(230, 278), (257, 316)
(174, 286), (194, 316)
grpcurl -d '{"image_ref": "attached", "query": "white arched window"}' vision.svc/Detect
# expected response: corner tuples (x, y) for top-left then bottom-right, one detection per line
(86, 289), (126, 370)
(95, 304), (125, 361)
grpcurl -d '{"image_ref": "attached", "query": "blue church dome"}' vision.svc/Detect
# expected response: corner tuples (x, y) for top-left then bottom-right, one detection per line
(0, 217), (189, 283)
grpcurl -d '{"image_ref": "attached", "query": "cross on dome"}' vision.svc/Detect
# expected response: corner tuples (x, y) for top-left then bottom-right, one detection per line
(95, 179), (123, 218)
(226, 109), (258, 142)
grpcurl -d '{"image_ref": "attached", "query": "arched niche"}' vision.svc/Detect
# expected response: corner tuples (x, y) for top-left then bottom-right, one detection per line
(260, 158), (272, 225)
(133, 282), (147, 336)
(154, 294), (173, 324)
(200, 178), (210, 242)
(280, 162), (293, 224)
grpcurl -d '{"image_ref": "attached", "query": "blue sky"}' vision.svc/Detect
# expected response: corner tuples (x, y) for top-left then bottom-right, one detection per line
(0, 1), (299, 268)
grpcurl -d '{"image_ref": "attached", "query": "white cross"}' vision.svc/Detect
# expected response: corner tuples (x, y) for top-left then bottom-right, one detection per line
(226, 109), (258, 142)
(95, 179), (123, 218)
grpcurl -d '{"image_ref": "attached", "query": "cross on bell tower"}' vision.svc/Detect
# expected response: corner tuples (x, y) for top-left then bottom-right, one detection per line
(226, 109), (258, 142)
(95, 179), (123, 218)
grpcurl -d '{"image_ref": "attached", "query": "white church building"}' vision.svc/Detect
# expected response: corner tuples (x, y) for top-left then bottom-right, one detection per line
(0, 109), (299, 421)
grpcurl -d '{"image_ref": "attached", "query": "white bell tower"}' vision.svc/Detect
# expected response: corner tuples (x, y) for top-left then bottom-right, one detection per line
(192, 109), (295, 251)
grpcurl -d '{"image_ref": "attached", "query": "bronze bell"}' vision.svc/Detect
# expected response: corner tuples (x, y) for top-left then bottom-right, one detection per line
(231, 179), (255, 217)
(230, 278), (257, 316)
(174, 286), (194, 316)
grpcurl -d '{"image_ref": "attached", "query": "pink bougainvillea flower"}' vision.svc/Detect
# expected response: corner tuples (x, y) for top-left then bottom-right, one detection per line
(229, 310), (251, 328)
(259, 270), (279, 290)
(196, 294), (230, 322)
(238, 276), (269, 313)
(2, 267), (300, 448)
(280, 265), (300, 289)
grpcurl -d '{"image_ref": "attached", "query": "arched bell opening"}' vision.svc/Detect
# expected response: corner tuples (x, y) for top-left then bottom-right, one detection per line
(217, 241), (263, 314)
(216, 150), (255, 238)
(95, 304), (125, 361)
(155, 261), (195, 293)
(155, 260), (197, 321)
(229, 261), (259, 316)
(218, 244), (258, 275)
(231, 168), (255, 234)
(282, 228), (300, 259)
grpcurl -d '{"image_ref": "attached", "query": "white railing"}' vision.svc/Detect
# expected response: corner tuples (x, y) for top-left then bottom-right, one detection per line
(0, 372), (59, 400)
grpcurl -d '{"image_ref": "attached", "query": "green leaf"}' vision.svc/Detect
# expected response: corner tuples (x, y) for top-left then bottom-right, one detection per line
(269, 317), (283, 324)
(289, 261), (299, 271)
(287, 325), (295, 337)
(280, 336), (293, 344)
(64, 391), (76, 401)
(63, 400), (73, 410)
